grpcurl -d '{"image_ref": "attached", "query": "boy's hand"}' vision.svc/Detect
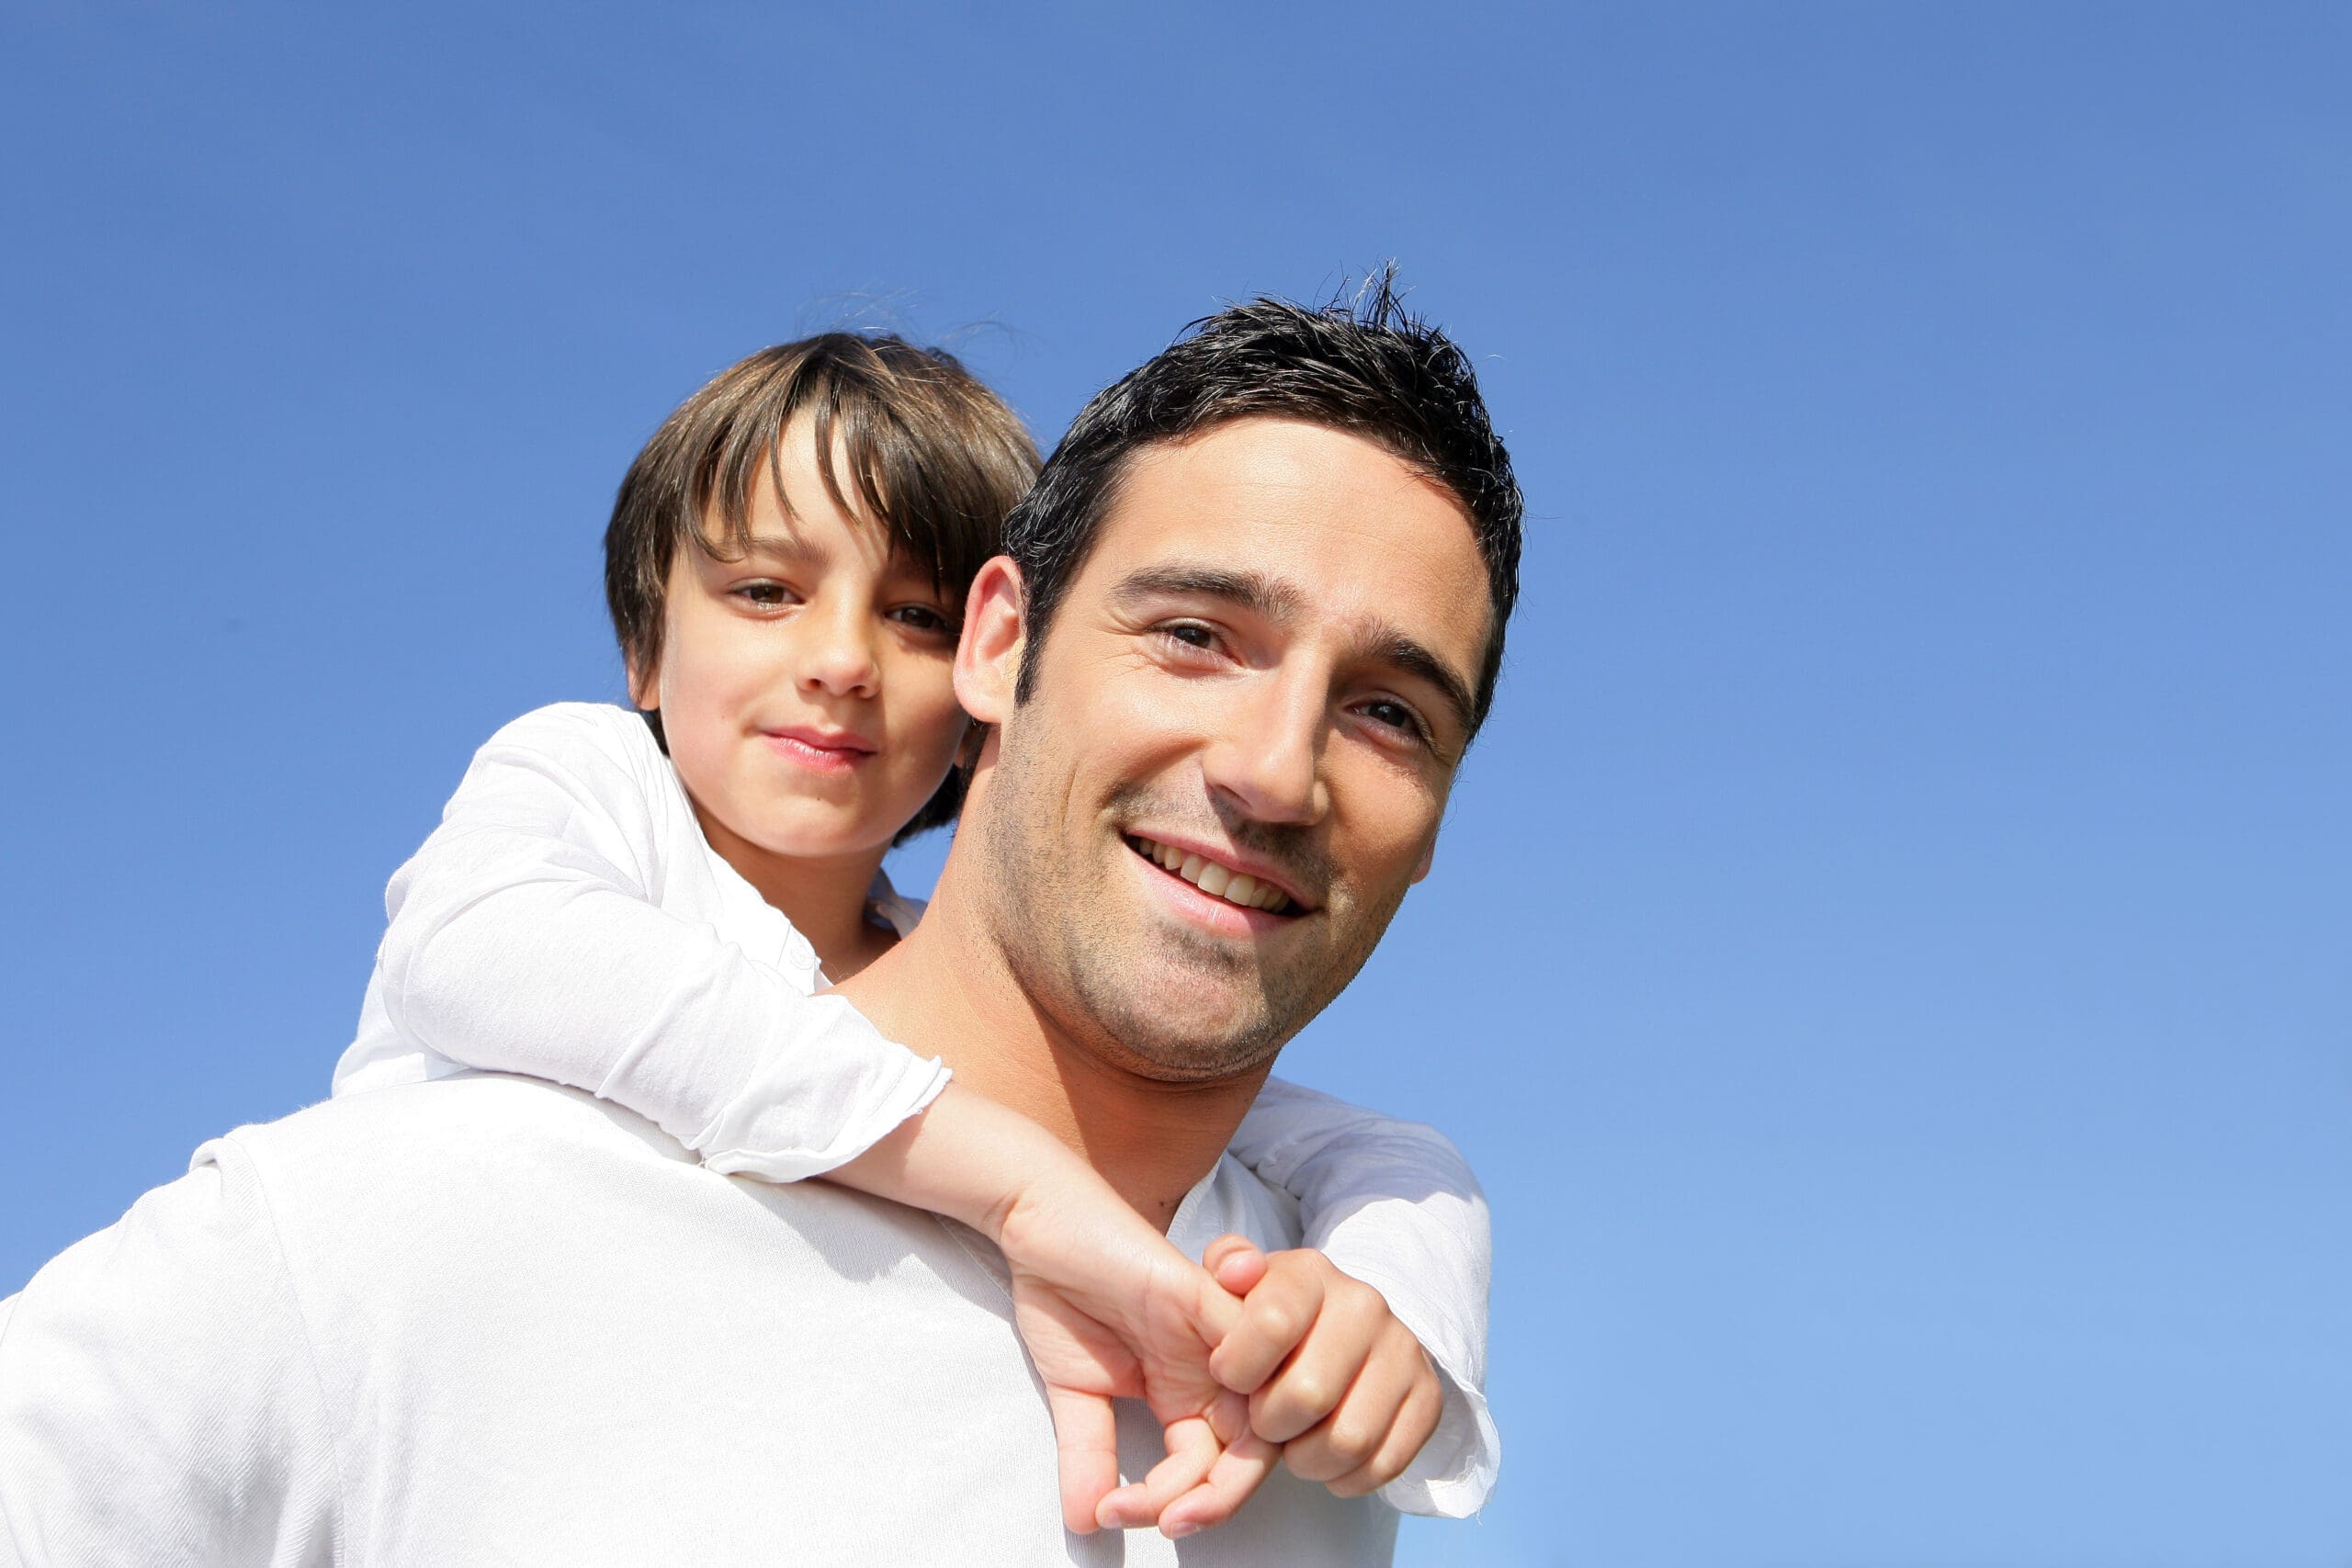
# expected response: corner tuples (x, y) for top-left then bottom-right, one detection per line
(825, 1084), (1279, 1538)
(992, 1181), (1279, 1539)
(1201, 1237), (1444, 1500)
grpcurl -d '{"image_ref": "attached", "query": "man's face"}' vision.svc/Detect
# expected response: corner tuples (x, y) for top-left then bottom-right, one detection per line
(967, 416), (1491, 1081)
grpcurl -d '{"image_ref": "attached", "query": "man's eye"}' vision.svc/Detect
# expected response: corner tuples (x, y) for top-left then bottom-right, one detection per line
(1161, 623), (1217, 650)
(1362, 699), (1425, 740)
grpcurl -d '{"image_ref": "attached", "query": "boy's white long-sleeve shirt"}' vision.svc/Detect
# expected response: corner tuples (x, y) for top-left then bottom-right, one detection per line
(333, 702), (1498, 1516)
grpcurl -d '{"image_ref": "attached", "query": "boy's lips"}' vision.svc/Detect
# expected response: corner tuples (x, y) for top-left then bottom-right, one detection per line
(761, 725), (877, 772)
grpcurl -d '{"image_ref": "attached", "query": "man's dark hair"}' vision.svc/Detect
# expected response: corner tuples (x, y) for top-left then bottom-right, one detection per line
(605, 333), (1038, 840)
(1001, 274), (1522, 738)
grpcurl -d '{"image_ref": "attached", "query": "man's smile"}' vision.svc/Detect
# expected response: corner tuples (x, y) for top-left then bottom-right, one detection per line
(1123, 831), (1308, 917)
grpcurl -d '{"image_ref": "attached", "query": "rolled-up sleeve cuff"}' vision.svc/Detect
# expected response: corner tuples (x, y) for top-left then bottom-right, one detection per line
(685, 994), (953, 1183)
(1330, 1258), (1500, 1517)
(1376, 1356), (1499, 1517)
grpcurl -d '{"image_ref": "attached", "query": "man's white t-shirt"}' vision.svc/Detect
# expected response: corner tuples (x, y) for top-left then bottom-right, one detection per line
(0, 1073), (1397, 1565)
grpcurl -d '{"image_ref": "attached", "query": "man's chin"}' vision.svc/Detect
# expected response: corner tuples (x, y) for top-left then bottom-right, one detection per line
(1099, 1032), (1284, 1085)
(1072, 971), (1297, 1084)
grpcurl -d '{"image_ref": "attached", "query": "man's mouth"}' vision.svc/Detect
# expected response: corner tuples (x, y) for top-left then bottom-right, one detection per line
(1124, 834), (1301, 915)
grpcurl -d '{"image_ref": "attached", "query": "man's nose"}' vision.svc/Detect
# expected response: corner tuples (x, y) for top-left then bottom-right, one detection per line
(797, 599), (879, 699)
(1200, 672), (1328, 827)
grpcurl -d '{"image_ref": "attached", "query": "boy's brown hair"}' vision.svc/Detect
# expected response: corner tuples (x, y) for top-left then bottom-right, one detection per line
(605, 333), (1039, 840)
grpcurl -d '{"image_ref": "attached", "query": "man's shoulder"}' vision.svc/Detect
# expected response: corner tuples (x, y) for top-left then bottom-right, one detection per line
(1177, 1152), (1307, 1258)
(226, 1074), (956, 1264)
(214, 1075), (967, 1359)
(222, 1074), (710, 1247)
(241, 1069), (673, 1167)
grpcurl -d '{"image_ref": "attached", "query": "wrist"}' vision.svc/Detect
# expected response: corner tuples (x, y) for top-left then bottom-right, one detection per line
(825, 1080), (1092, 1242)
(989, 1151), (1136, 1253)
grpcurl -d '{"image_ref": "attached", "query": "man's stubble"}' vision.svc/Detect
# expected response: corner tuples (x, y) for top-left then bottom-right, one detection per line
(976, 698), (1407, 1086)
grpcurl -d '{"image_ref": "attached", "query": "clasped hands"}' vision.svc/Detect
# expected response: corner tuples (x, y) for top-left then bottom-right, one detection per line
(994, 1182), (1444, 1539)
(827, 1084), (1444, 1540)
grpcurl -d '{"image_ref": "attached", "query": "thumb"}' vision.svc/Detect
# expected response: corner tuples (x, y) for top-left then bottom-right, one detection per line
(1204, 1234), (1269, 1297)
(1045, 1383), (1122, 1535)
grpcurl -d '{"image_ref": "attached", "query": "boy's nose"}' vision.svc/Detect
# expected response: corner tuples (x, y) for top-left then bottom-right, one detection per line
(798, 606), (879, 699)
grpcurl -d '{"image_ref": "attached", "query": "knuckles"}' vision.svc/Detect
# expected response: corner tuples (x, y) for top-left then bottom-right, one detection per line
(1323, 1414), (1382, 1465)
(1283, 1440), (1351, 1483)
(1253, 1373), (1338, 1438)
(1242, 1292), (1316, 1350)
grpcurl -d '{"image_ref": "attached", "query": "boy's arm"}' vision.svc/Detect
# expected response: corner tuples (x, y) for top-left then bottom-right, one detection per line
(356, 705), (947, 1180)
(1227, 1076), (1500, 1517)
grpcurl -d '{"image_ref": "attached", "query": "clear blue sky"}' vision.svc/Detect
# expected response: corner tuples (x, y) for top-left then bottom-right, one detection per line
(5, 5), (2346, 1563)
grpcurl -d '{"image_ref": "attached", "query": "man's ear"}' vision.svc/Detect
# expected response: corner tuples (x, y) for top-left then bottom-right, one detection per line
(955, 556), (1026, 725)
(1410, 836), (1437, 885)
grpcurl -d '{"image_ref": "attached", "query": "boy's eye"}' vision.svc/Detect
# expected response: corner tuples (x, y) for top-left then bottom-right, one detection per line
(888, 604), (953, 634)
(733, 582), (798, 609)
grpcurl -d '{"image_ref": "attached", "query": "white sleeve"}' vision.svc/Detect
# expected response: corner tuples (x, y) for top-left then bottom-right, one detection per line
(0, 1141), (340, 1566)
(1229, 1076), (1500, 1517)
(349, 705), (948, 1181)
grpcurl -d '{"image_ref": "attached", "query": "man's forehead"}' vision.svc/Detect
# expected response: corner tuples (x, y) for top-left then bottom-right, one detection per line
(1118, 414), (1450, 508)
(1087, 417), (1489, 658)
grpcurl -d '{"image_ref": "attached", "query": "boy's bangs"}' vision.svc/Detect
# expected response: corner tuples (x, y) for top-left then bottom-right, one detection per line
(610, 332), (1038, 840)
(690, 361), (1002, 601)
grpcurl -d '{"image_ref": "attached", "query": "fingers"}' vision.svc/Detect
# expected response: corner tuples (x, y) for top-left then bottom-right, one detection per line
(1158, 1424), (1281, 1538)
(1204, 1234), (1269, 1297)
(1280, 1325), (1442, 1489)
(1323, 1360), (1446, 1497)
(1045, 1386), (1123, 1535)
(1101, 1397), (1283, 1540)
(1208, 1257), (1329, 1398)
(1093, 1483), (1154, 1534)
(1190, 1259), (1246, 1344)
(1244, 1274), (1386, 1442)
(1197, 1247), (1453, 1506)
(1092, 1414), (1220, 1532)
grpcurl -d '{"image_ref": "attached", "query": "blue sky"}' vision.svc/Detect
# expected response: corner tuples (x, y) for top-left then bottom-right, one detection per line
(4, 4), (2347, 1562)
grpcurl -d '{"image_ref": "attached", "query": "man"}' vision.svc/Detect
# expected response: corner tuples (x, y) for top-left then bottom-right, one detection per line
(0, 285), (1521, 1564)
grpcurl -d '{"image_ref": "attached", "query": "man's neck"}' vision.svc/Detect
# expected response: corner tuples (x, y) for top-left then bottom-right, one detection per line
(829, 856), (1270, 1231)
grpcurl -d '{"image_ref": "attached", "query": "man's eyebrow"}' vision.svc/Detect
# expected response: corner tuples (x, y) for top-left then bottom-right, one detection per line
(1369, 629), (1478, 742)
(1109, 565), (1304, 624)
(1114, 562), (1478, 739)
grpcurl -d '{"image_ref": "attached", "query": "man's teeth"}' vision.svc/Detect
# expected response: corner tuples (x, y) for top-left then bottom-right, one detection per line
(1129, 836), (1295, 913)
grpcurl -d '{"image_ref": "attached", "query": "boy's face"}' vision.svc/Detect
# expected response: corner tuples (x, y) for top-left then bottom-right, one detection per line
(630, 414), (968, 875)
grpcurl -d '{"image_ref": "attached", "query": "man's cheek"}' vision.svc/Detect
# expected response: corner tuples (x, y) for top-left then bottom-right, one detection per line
(1097, 668), (1214, 735)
